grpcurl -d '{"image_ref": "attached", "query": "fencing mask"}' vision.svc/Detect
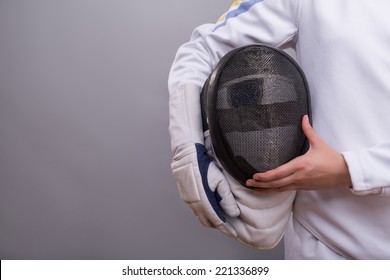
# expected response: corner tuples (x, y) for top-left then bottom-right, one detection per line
(201, 44), (311, 187)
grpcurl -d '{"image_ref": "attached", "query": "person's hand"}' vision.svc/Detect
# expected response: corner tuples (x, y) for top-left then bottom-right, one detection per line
(246, 115), (352, 194)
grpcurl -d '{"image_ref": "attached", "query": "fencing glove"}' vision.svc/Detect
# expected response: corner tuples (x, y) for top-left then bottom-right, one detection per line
(169, 83), (240, 238)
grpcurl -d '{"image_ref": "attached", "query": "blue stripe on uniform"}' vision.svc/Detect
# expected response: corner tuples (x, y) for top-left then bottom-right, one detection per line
(213, 0), (264, 32)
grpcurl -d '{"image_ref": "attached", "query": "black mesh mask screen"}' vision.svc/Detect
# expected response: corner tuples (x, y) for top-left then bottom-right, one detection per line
(201, 44), (311, 187)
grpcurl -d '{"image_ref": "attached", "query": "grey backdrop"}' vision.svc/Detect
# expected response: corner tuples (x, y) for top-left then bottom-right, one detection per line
(0, 0), (284, 259)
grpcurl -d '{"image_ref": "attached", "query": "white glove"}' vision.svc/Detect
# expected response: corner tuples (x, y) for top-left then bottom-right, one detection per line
(204, 127), (296, 249)
(169, 84), (240, 238)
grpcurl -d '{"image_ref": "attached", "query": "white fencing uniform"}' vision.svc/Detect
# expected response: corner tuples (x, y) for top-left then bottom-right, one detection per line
(169, 0), (390, 259)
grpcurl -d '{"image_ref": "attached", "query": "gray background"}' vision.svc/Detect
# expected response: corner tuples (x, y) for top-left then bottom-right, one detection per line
(0, 0), (284, 259)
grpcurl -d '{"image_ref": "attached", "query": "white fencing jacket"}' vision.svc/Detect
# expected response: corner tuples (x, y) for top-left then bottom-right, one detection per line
(168, 0), (390, 259)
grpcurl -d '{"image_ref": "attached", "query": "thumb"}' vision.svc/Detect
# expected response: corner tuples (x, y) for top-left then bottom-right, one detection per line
(302, 115), (321, 146)
(208, 162), (240, 217)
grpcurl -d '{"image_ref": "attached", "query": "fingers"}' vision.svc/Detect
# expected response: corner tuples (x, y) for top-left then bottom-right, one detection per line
(196, 213), (215, 228)
(208, 162), (240, 217)
(249, 157), (300, 183)
(247, 172), (296, 189)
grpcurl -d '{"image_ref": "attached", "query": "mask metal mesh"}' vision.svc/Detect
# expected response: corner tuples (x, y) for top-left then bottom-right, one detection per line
(201, 45), (311, 186)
